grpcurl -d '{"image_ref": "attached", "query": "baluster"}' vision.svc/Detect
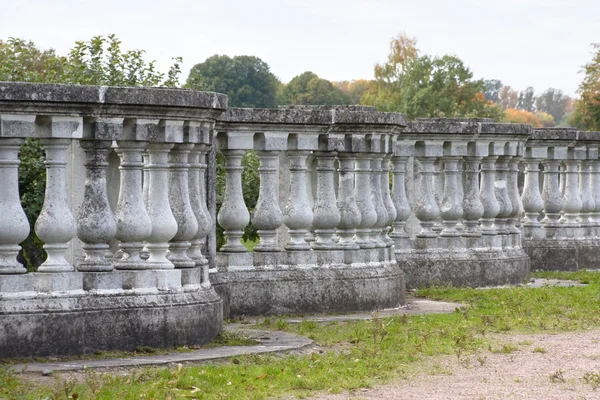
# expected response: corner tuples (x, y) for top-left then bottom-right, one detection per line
(462, 156), (484, 237)
(77, 138), (117, 271)
(253, 150), (284, 251)
(432, 160), (444, 233)
(540, 156), (562, 228)
(507, 155), (523, 234)
(217, 149), (250, 252)
(562, 157), (582, 226)
(144, 141), (178, 269)
(479, 155), (501, 234)
(415, 155), (440, 238)
(0, 137), (30, 273)
(521, 155), (544, 227)
(188, 143), (212, 270)
(494, 155), (513, 234)
(336, 152), (361, 249)
(380, 154), (396, 246)
(114, 140), (152, 269)
(440, 156), (463, 237)
(579, 158), (595, 227)
(370, 153), (387, 247)
(168, 142), (198, 268)
(312, 151), (341, 249)
(590, 157), (600, 229)
(389, 156), (411, 239)
(283, 151), (313, 250)
(355, 152), (378, 247)
(36, 116), (81, 272)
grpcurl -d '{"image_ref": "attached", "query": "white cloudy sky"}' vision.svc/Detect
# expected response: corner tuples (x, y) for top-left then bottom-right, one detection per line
(1, 0), (598, 96)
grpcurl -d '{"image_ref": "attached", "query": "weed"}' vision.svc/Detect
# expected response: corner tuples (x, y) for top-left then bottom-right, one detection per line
(583, 370), (600, 389)
(276, 319), (288, 330)
(533, 346), (547, 354)
(550, 369), (566, 383)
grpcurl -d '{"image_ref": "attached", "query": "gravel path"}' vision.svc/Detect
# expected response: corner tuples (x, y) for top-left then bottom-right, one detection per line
(314, 329), (600, 400)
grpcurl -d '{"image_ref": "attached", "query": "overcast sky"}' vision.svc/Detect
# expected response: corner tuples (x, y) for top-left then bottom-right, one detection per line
(1, 0), (598, 96)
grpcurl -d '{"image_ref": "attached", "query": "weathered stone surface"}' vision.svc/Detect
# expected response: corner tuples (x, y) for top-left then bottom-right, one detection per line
(214, 263), (405, 317)
(0, 289), (222, 357)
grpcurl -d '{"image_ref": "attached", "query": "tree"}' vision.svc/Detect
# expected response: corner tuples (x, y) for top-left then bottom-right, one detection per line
(499, 86), (519, 110)
(503, 108), (541, 127)
(534, 111), (555, 127)
(333, 79), (373, 104)
(400, 54), (501, 119)
(0, 38), (67, 82)
(362, 33), (419, 111)
(484, 79), (503, 103)
(517, 87), (536, 112)
(363, 33), (501, 120)
(186, 55), (280, 108)
(572, 43), (600, 131)
(279, 71), (351, 105)
(0, 35), (182, 269)
(536, 88), (571, 123)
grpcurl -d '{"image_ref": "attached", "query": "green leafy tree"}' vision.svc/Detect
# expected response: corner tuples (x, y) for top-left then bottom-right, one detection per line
(535, 88), (571, 123)
(401, 55), (502, 119)
(361, 33), (418, 111)
(186, 55), (280, 108)
(279, 71), (351, 105)
(572, 43), (600, 130)
(0, 35), (182, 269)
(363, 33), (501, 120)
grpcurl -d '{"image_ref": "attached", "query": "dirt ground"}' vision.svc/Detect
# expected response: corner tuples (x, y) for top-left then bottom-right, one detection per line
(313, 329), (600, 400)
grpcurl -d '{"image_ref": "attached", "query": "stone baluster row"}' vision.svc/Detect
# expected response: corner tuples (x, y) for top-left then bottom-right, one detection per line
(399, 141), (526, 242)
(522, 129), (600, 238)
(215, 132), (400, 254)
(0, 115), (215, 275)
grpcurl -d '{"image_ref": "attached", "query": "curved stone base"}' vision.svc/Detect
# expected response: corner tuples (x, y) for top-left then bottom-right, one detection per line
(398, 247), (530, 289)
(523, 238), (600, 271)
(213, 263), (405, 317)
(0, 289), (222, 358)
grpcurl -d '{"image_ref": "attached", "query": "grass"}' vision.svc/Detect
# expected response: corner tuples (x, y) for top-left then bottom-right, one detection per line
(2, 270), (600, 399)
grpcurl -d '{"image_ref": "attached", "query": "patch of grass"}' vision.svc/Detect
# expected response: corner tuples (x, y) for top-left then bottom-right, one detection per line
(533, 346), (547, 353)
(242, 238), (258, 252)
(583, 370), (600, 389)
(202, 330), (261, 348)
(3, 271), (600, 399)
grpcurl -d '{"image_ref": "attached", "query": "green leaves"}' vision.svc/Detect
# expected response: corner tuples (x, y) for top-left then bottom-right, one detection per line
(572, 43), (600, 131)
(365, 34), (502, 120)
(279, 71), (351, 106)
(1, 35), (182, 269)
(186, 55), (280, 108)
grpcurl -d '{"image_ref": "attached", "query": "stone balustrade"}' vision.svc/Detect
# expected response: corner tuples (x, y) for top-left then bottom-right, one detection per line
(213, 106), (406, 316)
(394, 119), (532, 287)
(521, 128), (600, 270)
(0, 82), (226, 357)
(2, 81), (600, 358)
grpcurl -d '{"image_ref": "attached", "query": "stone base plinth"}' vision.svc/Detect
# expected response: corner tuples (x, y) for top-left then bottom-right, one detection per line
(397, 238), (530, 288)
(213, 249), (404, 316)
(523, 238), (600, 271)
(0, 270), (222, 358)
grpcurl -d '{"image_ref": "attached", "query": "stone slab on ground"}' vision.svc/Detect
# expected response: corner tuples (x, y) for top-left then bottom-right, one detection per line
(8, 330), (311, 374)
